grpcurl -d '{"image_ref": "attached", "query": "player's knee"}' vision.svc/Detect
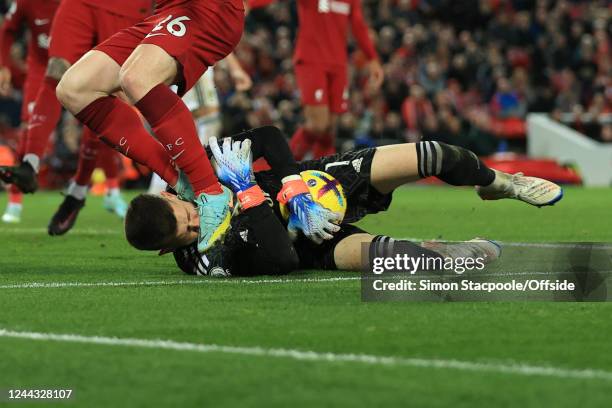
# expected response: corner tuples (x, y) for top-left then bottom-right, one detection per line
(119, 58), (175, 100)
(304, 110), (331, 135)
(50, 59), (73, 107)
(304, 120), (329, 136)
(56, 73), (79, 110)
(118, 65), (145, 99)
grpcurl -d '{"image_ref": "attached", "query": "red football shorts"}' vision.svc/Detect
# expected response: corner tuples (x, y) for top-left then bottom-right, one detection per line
(48, 0), (144, 65)
(96, 0), (244, 96)
(294, 61), (349, 114)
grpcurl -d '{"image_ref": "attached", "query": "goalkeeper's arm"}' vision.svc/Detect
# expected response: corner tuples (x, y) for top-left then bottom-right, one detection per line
(224, 126), (341, 243)
(173, 201), (299, 277)
(227, 125), (300, 180)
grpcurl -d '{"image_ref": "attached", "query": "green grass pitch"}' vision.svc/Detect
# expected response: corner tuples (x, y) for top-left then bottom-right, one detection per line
(0, 186), (611, 407)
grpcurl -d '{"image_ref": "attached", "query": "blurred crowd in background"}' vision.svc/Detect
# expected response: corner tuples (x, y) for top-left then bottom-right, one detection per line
(0, 0), (611, 176)
(225, 0), (612, 154)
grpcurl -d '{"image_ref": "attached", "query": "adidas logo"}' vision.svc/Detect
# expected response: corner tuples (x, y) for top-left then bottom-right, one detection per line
(239, 230), (249, 242)
(352, 158), (363, 173)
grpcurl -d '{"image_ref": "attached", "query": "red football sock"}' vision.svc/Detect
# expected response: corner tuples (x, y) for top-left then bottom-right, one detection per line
(24, 77), (62, 159)
(105, 177), (120, 190)
(74, 127), (100, 185)
(75, 96), (178, 186)
(135, 84), (221, 196)
(8, 129), (26, 202)
(8, 185), (23, 204)
(15, 128), (26, 159)
(97, 142), (120, 180)
(289, 127), (317, 160)
(312, 132), (336, 159)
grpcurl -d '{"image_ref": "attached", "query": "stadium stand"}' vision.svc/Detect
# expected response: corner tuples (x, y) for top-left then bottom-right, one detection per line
(0, 0), (610, 184)
(230, 0), (611, 153)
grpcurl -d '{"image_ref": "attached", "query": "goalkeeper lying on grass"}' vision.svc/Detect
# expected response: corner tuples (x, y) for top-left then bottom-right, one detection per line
(124, 126), (563, 277)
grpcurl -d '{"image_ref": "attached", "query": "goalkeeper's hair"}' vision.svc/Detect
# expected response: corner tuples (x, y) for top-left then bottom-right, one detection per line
(125, 194), (177, 250)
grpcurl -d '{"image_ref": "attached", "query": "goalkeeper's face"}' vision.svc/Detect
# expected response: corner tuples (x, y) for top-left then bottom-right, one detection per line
(158, 193), (200, 249)
(125, 193), (200, 251)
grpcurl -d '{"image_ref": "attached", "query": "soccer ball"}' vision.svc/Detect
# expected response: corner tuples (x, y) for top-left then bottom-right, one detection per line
(280, 170), (347, 223)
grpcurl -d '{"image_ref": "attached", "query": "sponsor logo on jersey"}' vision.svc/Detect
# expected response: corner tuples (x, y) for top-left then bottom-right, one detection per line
(330, 1), (351, 15)
(34, 18), (50, 26)
(37, 33), (50, 49)
(315, 89), (323, 102)
(318, 0), (351, 15)
(145, 33), (166, 39)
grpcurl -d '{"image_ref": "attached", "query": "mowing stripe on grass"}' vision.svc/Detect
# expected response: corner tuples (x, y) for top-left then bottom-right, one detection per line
(1, 328), (611, 381)
(1, 227), (120, 235)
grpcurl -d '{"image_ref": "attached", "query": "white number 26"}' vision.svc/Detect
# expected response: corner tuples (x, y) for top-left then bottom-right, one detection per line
(152, 15), (191, 37)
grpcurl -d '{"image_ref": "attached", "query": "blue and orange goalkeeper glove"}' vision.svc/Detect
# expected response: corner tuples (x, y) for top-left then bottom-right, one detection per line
(210, 136), (266, 210)
(277, 176), (341, 244)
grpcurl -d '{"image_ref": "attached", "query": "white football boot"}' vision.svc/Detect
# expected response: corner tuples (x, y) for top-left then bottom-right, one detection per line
(2, 203), (22, 223)
(476, 170), (563, 207)
(422, 238), (502, 265)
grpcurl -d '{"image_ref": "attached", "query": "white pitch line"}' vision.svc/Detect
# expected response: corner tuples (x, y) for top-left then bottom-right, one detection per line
(501, 242), (612, 249)
(0, 328), (611, 382)
(2, 270), (608, 291)
(401, 238), (612, 249)
(0, 276), (361, 290)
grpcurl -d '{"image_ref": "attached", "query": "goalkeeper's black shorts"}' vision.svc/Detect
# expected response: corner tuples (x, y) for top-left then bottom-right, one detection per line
(298, 147), (393, 224)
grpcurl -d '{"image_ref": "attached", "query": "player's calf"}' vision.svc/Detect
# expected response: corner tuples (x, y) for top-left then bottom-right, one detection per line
(416, 141), (496, 186)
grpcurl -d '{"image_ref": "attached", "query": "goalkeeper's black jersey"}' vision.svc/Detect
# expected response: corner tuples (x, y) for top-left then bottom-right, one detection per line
(173, 203), (298, 277)
(174, 126), (297, 278)
(173, 169), (292, 277)
(173, 127), (390, 277)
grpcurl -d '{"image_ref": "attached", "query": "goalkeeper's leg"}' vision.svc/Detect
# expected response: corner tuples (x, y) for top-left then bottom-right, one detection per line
(369, 142), (562, 207)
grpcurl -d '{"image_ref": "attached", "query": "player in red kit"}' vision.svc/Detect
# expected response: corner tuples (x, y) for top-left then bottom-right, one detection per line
(251, 0), (384, 159)
(45, 0), (246, 251)
(0, 0), (59, 223)
(0, 0), (152, 228)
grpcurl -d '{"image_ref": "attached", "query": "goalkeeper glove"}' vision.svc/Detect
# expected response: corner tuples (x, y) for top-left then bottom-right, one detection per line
(210, 136), (255, 193)
(210, 136), (266, 210)
(277, 176), (341, 244)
